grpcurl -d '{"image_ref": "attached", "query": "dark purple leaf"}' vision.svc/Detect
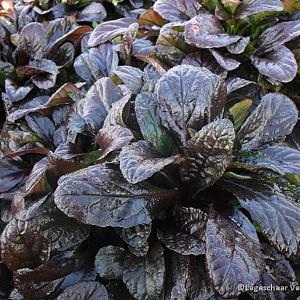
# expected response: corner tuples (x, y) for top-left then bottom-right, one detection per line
(96, 125), (133, 158)
(135, 92), (176, 156)
(165, 254), (214, 300)
(106, 281), (135, 300)
(185, 14), (240, 49)
(113, 66), (143, 93)
(77, 2), (107, 23)
(57, 281), (108, 300)
(45, 22), (92, 57)
(51, 42), (75, 68)
(17, 59), (59, 89)
(103, 94), (131, 128)
(77, 78), (122, 132)
(45, 17), (75, 48)
(157, 228), (205, 256)
(122, 242), (165, 300)
(182, 52), (226, 77)
(237, 93), (298, 150)
(153, 0), (202, 22)
(1, 218), (50, 271)
(120, 141), (178, 184)
(4, 79), (32, 102)
(25, 157), (49, 196)
(94, 246), (125, 279)
(13, 251), (88, 299)
(88, 18), (137, 48)
(237, 146), (300, 177)
(256, 20), (300, 55)
(235, 0), (283, 19)
(222, 179), (300, 257)
(74, 43), (119, 83)
(206, 209), (264, 298)
(54, 165), (179, 228)
(156, 22), (186, 65)
(226, 77), (256, 94)
(15, 22), (46, 66)
(25, 113), (55, 142)
(180, 119), (235, 191)
(251, 45), (297, 83)
(156, 65), (226, 145)
(226, 36), (250, 54)
(251, 244), (297, 300)
(31, 207), (90, 253)
(0, 158), (28, 193)
(209, 49), (241, 71)
(117, 224), (151, 257)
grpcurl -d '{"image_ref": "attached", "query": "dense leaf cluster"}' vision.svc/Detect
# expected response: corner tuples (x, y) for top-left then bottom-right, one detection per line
(1, 0), (300, 299)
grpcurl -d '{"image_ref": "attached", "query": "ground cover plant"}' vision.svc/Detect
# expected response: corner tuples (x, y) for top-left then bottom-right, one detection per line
(1, 0), (300, 299)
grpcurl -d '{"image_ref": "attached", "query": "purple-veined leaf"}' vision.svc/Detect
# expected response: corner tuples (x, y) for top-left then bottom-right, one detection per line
(54, 165), (179, 228)
(135, 92), (176, 156)
(206, 209), (264, 298)
(209, 49), (241, 71)
(256, 20), (300, 55)
(57, 281), (108, 300)
(156, 65), (226, 145)
(120, 141), (178, 184)
(15, 22), (46, 66)
(153, 0), (202, 22)
(113, 66), (143, 93)
(185, 14), (240, 49)
(180, 119), (235, 192)
(235, 0), (283, 19)
(222, 179), (300, 257)
(88, 18), (137, 48)
(74, 43), (119, 83)
(77, 78), (122, 132)
(237, 93), (298, 150)
(117, 224), (151, 257)
(96, 125), (133, 159)
(94, 246), (125, 280)
(1, 218), (50, 271)
(122, 242), (165, 300)
(251, 45), (298, 83)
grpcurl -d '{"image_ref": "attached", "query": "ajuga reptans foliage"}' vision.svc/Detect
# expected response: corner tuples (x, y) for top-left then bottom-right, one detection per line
(1, 0), (300, 299)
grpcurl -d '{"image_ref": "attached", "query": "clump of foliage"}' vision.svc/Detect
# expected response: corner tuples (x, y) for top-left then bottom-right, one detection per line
(1, 0), (300, 299)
